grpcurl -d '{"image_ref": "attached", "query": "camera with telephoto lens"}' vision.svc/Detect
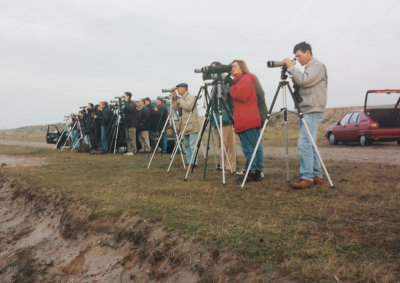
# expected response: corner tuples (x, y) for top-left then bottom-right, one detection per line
(194, 64), (232, 80)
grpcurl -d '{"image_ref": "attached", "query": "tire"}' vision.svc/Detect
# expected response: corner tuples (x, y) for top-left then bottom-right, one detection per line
(359, 135), (371, 146)
(328, 133), (338, 145)
(397, 139), (400, 145)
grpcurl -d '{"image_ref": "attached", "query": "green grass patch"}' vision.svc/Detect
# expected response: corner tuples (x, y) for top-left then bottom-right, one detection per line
(1, 144), (399, 281)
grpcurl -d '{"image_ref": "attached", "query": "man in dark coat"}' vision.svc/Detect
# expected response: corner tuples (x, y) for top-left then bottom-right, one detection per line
(96, 101), (112, 152)
(123, 91), (138, 155)
(154, 97), (169, 153)
(137, 98), (151, 152)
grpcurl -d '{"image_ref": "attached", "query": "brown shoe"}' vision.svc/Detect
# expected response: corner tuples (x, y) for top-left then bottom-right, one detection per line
(313, 177), (324, 185)
(291, 178), (314, 189)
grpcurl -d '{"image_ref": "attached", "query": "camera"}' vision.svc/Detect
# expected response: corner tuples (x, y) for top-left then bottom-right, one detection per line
(194, 64), (232, 80)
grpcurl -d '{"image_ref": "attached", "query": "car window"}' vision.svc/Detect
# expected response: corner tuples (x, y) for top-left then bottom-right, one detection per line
(339, 113), (352, 125)
(349, 113), (360, 124)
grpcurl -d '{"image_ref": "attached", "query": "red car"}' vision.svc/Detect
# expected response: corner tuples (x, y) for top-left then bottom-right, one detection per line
(326, 89), (400, 146)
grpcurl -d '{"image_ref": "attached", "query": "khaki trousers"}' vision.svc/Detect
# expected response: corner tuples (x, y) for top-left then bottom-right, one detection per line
(139, 130), (150, 151)
(213, 125), (236, 172)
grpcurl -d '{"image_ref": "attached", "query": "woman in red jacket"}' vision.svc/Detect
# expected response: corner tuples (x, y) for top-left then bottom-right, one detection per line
(229, 60), (264, 182)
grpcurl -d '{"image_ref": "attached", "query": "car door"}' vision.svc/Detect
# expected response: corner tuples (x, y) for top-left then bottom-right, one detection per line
(346, 112), (360, 141)
(334, 112), (352, 140)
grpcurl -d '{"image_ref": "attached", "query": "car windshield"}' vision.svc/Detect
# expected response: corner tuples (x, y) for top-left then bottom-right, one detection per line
(365, 90), (400, 109)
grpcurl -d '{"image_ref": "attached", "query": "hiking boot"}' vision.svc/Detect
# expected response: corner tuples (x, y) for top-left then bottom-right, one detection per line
(291, 178), (314, 189)
(313, 177), (324, 185)
(237, 171), (261, 184)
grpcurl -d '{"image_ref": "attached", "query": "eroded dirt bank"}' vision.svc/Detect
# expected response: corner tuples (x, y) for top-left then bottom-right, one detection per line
(0, 176), (277, 282)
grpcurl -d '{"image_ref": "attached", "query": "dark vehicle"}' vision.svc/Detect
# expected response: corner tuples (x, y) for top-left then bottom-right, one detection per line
(46, 124), (70, 148)
(326, 89), (400, 146)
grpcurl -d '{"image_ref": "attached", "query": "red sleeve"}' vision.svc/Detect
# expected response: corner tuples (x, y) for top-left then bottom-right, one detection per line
(230, 75), (254, 103)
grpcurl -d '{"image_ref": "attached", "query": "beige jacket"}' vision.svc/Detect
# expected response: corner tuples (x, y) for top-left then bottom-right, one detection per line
(287, 58), (328, 113)
(172, 91), (200, 135)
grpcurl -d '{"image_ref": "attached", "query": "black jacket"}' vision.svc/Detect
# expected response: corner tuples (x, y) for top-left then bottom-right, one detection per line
(123, 100), (138, 128)
(253, 74), (268, 126)
(98, 106), (113, 137)
(154, 104), (169, 132)
(138, 105), (151, 131)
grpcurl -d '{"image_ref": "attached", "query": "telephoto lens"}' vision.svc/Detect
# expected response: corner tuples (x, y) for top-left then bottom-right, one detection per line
(267, 61), (286, 68)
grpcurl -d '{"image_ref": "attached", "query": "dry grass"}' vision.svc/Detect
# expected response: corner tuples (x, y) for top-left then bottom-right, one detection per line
(0, 144), (399, 281)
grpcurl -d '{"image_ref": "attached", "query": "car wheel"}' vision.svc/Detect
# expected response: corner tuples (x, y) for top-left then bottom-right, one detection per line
(328, 133), (338, 145)
(397, 139), (400, 146)
(359, 135), (371, 146)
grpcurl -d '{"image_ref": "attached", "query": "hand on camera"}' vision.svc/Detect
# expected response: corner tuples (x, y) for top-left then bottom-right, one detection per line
(224, 75), (235, 86)
(283, 58), (296, 67)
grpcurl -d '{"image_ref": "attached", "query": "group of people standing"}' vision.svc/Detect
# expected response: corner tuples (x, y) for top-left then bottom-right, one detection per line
(70, 41), (327, 188)
(170, 41), (328, 188)
(123, 93), (169, 155)
(70, 95), (169, 155)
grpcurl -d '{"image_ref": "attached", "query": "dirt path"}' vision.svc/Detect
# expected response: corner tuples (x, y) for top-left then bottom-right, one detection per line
(257, 145), (400, 166)
(1, 139), (399, 165)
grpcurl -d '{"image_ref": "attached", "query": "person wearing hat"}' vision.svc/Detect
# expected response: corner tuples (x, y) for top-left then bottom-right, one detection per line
(172, 83), (200, 166)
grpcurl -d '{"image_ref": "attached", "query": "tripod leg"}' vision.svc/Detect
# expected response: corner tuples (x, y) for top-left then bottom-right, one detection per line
(170, 115), (186, 168)
(113, 115), (121, 154)
(212, 113), (233, 174)
(61, 121), (77, 151)
(210, 127), (218, 169)
(184, 115), (209, 180)
(203, 116), (213, 181)
(167, 111), (194, 171)
(147, 116), (170, 169)
(54, 125), (67, 149)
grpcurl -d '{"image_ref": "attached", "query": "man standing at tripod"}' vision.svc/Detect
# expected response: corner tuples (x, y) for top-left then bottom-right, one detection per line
(284, 41), (328, 189)
(172, 83), (200, 166)
(123, 91), (138, 155)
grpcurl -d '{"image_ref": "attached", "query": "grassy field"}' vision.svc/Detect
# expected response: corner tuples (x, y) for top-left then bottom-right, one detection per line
(1, 144), (399, 281)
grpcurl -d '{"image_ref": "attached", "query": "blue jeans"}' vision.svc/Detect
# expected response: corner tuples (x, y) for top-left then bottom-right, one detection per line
(239, 128), (263, 173)
(100, 126), (108, 151)
(184, 133), (199, 165)
(298, 112), (324, 181)
(71, 129), (80, 149)
(161, 132), (168, 153)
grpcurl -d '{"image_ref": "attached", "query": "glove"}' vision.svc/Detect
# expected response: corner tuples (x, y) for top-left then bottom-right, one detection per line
(224, 75), (235, 86)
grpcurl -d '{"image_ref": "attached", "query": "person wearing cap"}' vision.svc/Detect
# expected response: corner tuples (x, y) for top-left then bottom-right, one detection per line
(172, 83), (200, 166)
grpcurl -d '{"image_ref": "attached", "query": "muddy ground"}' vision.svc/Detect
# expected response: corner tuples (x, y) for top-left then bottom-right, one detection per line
(0, 177), (280, 282)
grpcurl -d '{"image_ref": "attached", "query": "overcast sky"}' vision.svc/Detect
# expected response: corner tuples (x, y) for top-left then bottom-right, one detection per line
(1, 0), (399, 129)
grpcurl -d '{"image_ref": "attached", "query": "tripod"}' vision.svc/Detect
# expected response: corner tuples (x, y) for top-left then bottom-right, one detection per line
(61, 120), (77, 151)
(166, 84), (206, 173)
(110, 108), (124, 154)
(241, 67), (335, 189)
(54, 118), (69, 149)
(184, 75), (234, 185)
(147, 103), (186, 169)
(71, 118), (84, 151)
